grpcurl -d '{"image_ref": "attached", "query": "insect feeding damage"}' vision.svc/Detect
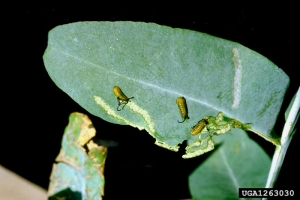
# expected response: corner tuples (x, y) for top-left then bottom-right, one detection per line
(100, 85), (250, 158)
(232, 48), (242, 109)
(183, 112), (251, 158)
(94, 94), (180, 151)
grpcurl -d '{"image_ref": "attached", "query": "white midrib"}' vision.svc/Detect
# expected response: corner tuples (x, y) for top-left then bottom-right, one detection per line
(52, 47), (222, 112)
(220, 149), (245, 200)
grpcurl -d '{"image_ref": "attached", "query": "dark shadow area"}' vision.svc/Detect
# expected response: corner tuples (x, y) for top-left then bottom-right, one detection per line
(48, 188), (82, 200)
(101, 126), (192, 199)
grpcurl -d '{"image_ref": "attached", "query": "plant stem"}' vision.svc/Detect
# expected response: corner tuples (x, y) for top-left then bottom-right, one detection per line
(263, 87), (299, 198)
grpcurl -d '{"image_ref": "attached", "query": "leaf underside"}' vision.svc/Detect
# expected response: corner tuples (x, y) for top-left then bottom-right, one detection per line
(43, 21), (289, 155)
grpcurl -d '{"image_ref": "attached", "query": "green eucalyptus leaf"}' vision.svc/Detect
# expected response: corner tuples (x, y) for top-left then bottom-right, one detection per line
(189, 129), (271, 200)
(43, 21), (289, 153)
(48, 112), (107, 200)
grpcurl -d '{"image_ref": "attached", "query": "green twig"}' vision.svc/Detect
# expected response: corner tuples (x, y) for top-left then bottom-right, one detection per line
(263, 87), (299, 199)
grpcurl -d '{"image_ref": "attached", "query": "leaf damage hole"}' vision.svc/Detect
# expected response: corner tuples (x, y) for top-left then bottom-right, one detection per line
(94, 95), (144, 131)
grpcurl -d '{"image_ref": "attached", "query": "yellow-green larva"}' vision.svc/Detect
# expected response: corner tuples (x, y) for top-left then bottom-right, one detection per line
(113, 86), (134, 111)
(176, 97), (189, 123)
(190, 119), (208, 135)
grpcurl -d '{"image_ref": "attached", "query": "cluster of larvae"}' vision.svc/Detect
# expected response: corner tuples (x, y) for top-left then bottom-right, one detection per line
(112, 85), (250, 157)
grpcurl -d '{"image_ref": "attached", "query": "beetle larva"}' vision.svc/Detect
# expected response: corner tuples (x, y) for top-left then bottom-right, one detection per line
(113, 86), (134, 111)
(176, 97), (189, 123)
(190, 119), (208, 135)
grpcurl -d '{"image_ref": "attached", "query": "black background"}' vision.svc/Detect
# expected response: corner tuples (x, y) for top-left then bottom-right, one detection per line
(2, 5), (299, 199)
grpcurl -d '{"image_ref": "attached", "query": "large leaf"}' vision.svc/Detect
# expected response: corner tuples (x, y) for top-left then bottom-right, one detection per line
(189, 129), (271, 200)
(43, 21), (289, 155)
(48, 112), (107, 200)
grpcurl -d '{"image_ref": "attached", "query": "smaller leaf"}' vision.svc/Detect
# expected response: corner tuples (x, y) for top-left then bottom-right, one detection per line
(48, 112), (107, 200)
(189, 129), (271, 200)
